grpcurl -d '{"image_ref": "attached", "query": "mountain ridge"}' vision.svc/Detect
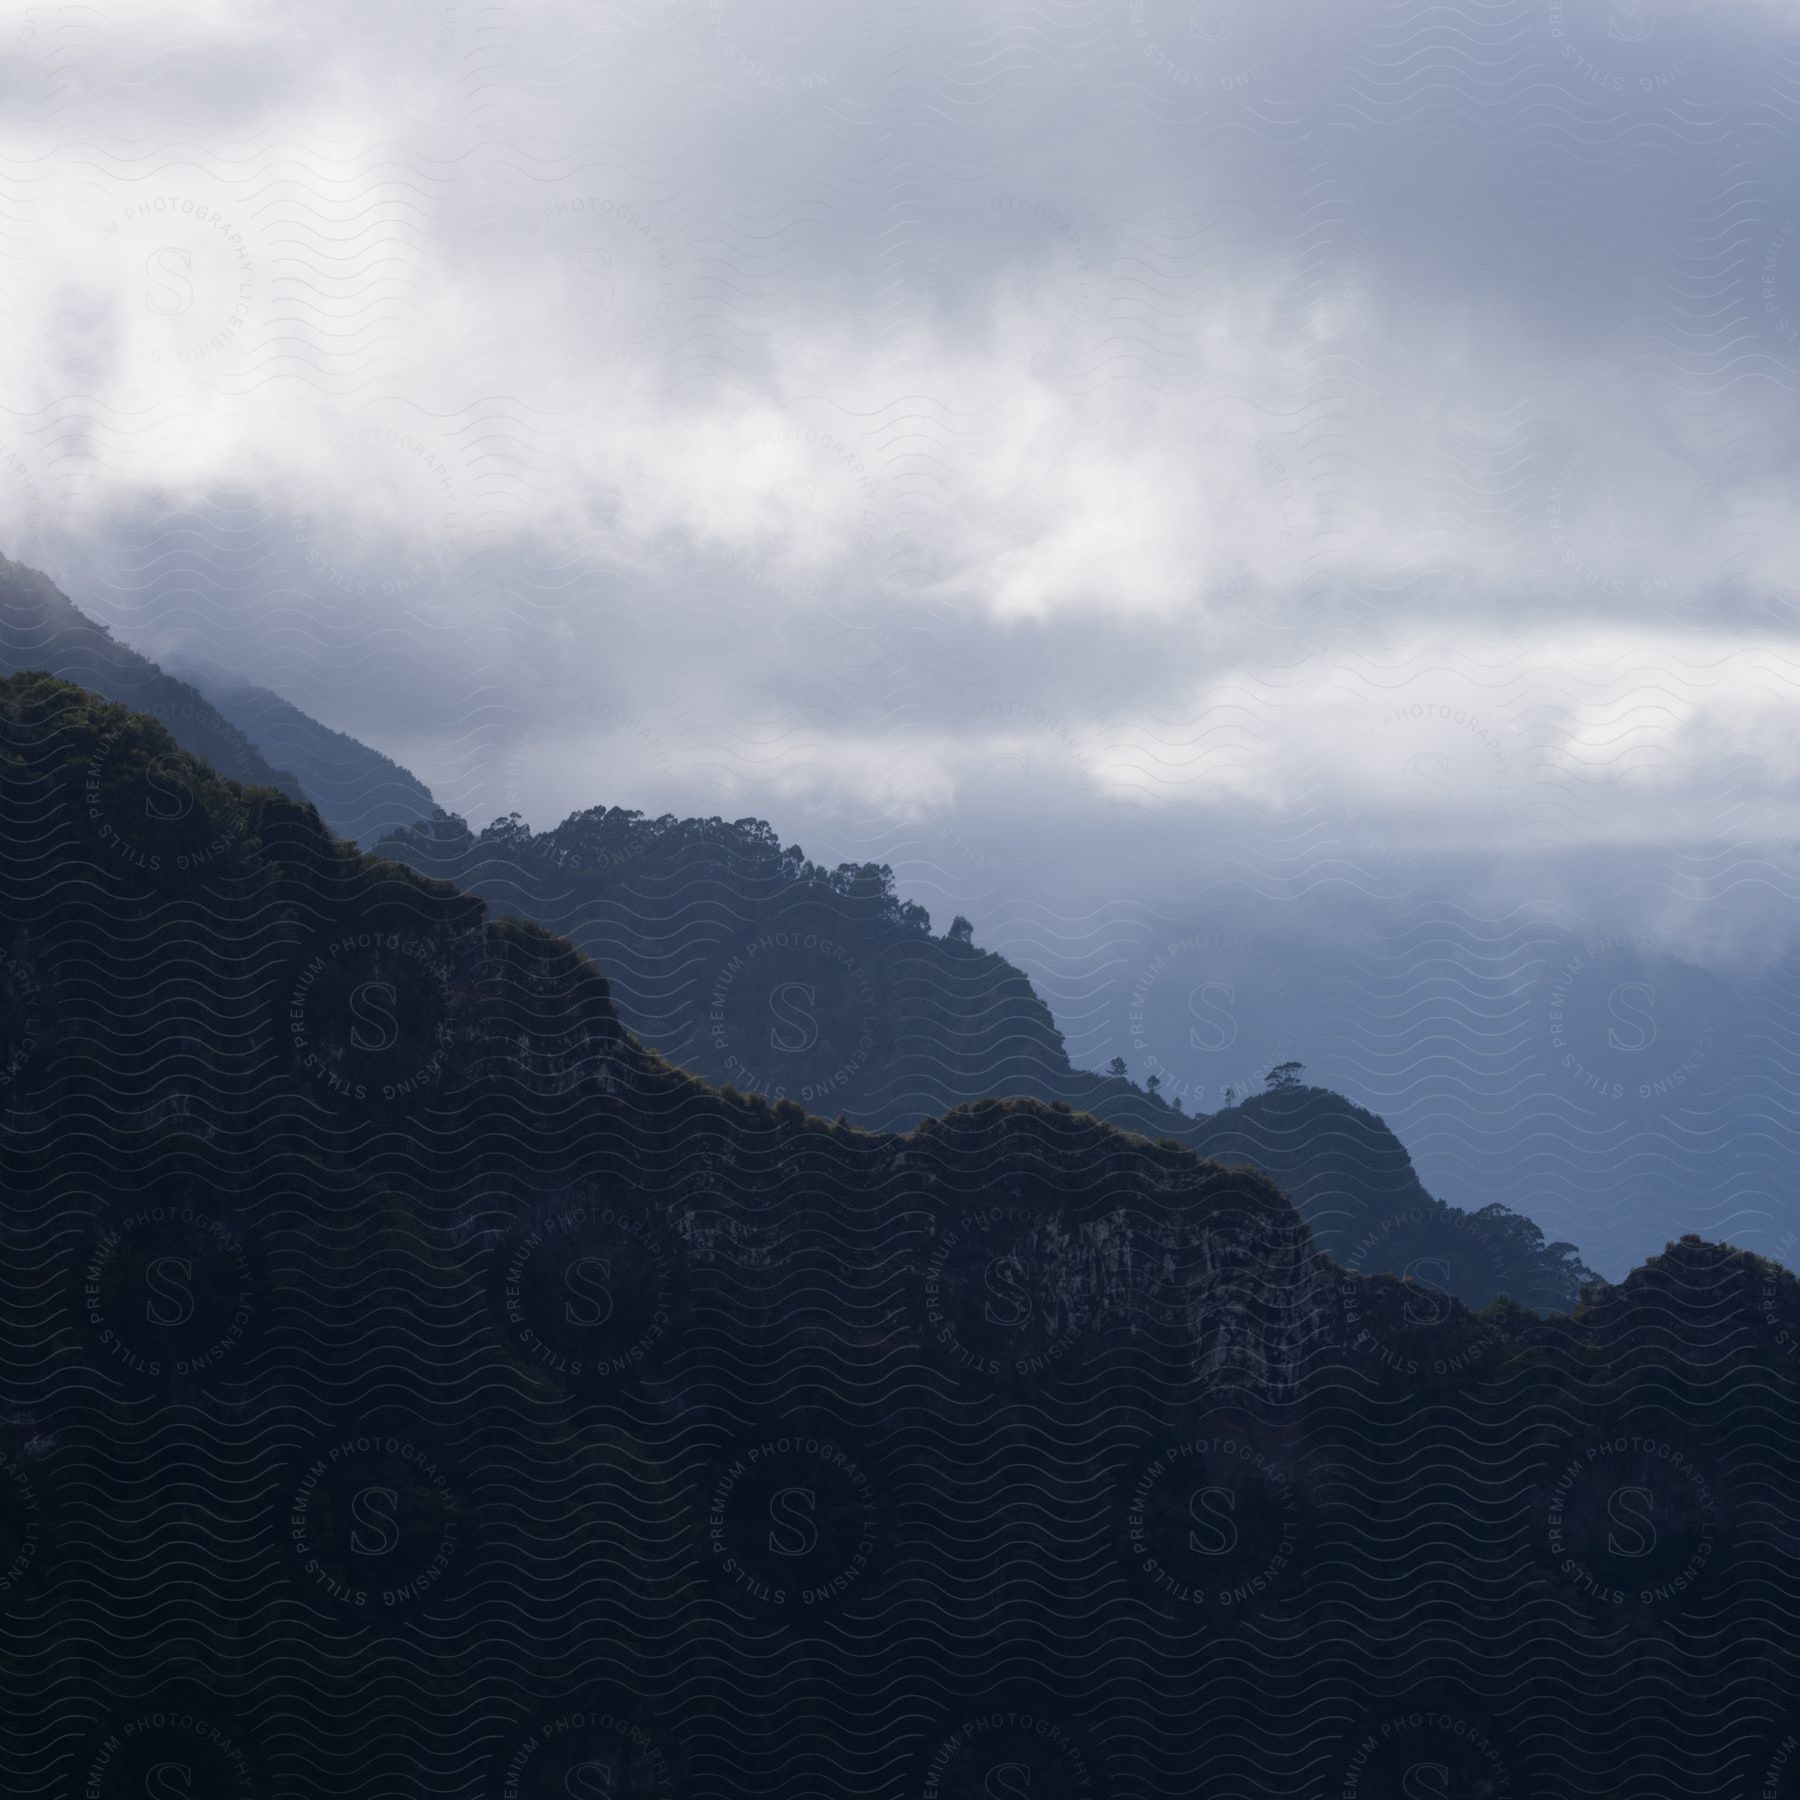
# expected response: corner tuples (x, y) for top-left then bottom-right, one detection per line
(4, 671), (1797, 1798)
(175, 661), (436, 848)
(0, 555), (435, 846)
(0, 668), (1755, 1333)
(0, 552), (307, 803)
(0, 555), (1591, 1307)
(383, 802), (1595, 1307)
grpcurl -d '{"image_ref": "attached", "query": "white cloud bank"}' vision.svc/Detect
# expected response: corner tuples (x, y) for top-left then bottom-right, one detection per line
(0, 0), (1797, 936)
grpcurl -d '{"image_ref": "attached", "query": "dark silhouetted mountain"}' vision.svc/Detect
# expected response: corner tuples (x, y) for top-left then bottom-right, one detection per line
(2, 672), (1796, 1800)
(381, 805), (1594, 1308)
(1188, 1082), (1590, 1313)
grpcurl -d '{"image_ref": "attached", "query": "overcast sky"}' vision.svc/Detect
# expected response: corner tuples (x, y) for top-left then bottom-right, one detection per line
(4, 0), (1800, 1267)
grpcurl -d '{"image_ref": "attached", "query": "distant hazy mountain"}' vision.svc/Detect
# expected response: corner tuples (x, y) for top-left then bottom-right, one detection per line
(381, 805), (1594, 1309)
(1188, 1082), (1591, 1313)
(178, 665), (436, 847)
(0, 554), (437, 847)
(0, 553), (306, 802)
(1100, 910), (1784, 1280)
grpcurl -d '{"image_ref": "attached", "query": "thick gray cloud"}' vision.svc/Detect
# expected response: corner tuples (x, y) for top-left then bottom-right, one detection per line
(3, 0), (1799, 1270)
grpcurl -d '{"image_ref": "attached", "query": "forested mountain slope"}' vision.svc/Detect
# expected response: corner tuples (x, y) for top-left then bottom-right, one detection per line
(0, 554), (305, 801)
(383, 805), (1593, 1307)
(0, 554), (436, 846)
(0, 672), (1792, 1800)
(0, 556), (1597, 1310)
(180, 664), (436, 847)
(0, 545), (1592, 1310)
